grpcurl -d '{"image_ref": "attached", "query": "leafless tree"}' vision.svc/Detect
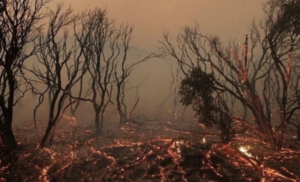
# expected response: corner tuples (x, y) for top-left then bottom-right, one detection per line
(26, 4), (88, 148)
(263, 0), (300, 147)
(74, 9), (162, 133)
(159, 0), (300, 150)
(113, 25), (160, 125)
(286, 60), (300, 141)
(0, 0), (49, 150)
(74, 8), (121, 134)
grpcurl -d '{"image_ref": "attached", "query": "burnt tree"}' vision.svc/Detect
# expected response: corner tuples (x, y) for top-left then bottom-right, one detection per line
(0, 0), (49, 151)
(76, 8), (119, 133)
(159, 0), (300, 150)
(27, 4), (87, 148)
(113, 25), (160, 125)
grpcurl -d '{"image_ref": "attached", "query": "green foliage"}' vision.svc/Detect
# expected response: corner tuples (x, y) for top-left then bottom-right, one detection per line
(179, 67), (216, 126)
(179, 67), (235, 143)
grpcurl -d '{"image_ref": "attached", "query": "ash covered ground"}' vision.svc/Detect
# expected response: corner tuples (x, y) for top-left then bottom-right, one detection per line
(1, 117), (300, 182)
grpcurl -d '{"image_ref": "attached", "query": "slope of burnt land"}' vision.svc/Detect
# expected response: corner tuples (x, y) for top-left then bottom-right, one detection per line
(1, 119), (300, 182)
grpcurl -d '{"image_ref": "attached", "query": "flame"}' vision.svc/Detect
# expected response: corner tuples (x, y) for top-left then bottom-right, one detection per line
(39, 166), (50, 182)
(239, 145), (252, 157)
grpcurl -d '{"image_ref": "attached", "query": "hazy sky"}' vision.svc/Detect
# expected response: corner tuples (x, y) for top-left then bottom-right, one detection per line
(50, 0), (266, 50)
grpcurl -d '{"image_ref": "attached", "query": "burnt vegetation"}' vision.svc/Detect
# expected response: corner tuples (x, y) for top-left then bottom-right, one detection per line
(1, 0), (300, 181)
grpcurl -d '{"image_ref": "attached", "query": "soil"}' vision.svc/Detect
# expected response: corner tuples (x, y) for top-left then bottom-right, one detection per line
(1, 118), (300, 182)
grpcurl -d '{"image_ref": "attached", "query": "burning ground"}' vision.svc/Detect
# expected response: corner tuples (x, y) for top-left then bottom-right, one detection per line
(1, 118), (300, 182)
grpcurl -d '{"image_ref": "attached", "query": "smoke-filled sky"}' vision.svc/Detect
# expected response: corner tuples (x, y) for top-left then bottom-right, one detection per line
(49, 0), (266, 49)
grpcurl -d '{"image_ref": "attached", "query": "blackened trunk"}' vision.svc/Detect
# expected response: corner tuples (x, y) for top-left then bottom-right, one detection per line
(0, 109), (18, 151)
(118, 110), (125, 126)
(100, 113), (104, 132)
(120, 115), (126, 126)
(261, 121), (278, 150)
(255, 111), (278, 150)
(39, 125), (53, 148)
(265, 129), (278, 150)
(95, 112), (101, 134)
(0, 126), (18, 151)
(0, 70), (18, 151)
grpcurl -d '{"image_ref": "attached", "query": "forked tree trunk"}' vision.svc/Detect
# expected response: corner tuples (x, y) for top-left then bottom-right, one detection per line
(248, 88), (279, 150)
(263, 126), (278, 150)
(39, 124), (54, 148)
(259, 117), (278, 150)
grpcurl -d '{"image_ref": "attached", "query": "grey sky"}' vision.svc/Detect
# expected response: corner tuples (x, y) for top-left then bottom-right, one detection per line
(50, 0), (266, 49)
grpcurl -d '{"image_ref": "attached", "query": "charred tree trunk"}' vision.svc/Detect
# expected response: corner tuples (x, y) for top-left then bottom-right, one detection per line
(262, 122), (278, 150)
(39, 125), (54, 148)
(100, 109), (106, 131)
(0, 123), (18, 151)
(0, 69), (18, 151)
(94, 111), (101, 134)
(0, 0), (49, 151)
(244, 80), (279, 150)
(115, 82), (125, 125)
(119, 112), (126, 126)
(254, 109), (278, 150)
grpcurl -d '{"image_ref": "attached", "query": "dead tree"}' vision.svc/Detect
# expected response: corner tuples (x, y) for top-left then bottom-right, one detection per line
(0, 0), (49, 151)
(75, 8), (120, 134)
(159, 0), (300, 150)
(27, 4), (87, 148)
(286, 63), (300, 141)
(113, 25), (160, 125)
(263, 0), (300, 148)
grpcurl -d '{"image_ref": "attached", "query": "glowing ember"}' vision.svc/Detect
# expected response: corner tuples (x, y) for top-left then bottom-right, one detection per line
(239, 145), (252, 157)
(175, 139), (185, 147)
(39, 166), (50, 182)
(5, 115), (300, 181)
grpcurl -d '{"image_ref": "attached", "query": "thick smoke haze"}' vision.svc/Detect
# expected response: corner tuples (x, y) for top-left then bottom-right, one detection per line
(15, 0), (267, 126)
(3, 1), (300, 180)
(50, 0), (265, 50)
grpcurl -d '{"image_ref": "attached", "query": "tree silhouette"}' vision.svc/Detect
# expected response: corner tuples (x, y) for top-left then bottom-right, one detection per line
(159, 0), (300, 150)
(0, 0), (49, 151)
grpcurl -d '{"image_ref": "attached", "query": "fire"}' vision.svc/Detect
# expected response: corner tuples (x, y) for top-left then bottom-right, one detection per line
(39, 166), (50, 182)
(238, 145), (252, 157)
